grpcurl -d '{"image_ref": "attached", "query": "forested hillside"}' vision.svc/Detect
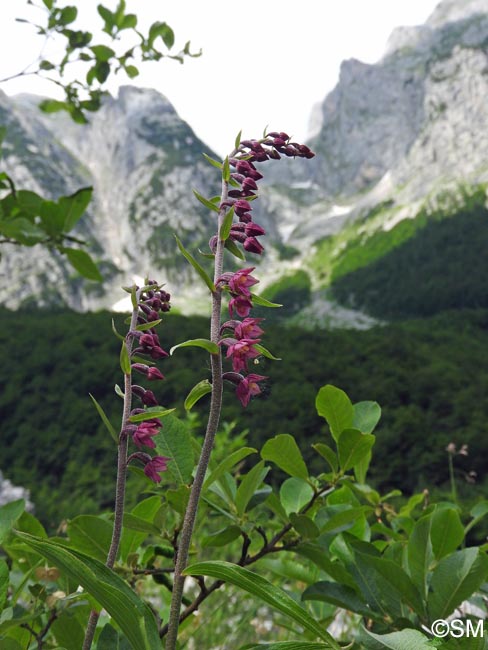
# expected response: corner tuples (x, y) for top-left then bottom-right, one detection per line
(2, 307), (487, 527)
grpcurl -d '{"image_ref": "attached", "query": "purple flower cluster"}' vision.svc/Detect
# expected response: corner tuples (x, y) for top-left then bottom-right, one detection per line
(214, 132), (315, 408)
(216, 132), (314, 257)
(127, 281), (171, 483)
(218, 269), (267, 407)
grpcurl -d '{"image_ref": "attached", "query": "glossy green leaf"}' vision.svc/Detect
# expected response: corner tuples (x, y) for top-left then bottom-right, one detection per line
(251, 292), (282, 308)
(428, 547), (488, 620)
(125, 64), (139, 78)
(219, 205), (234, 241)
(64, 248), (103, 281)
(280, 478), (314, 516)
(312, 443), (338, 473)
(203, 447), (257, 490)
(14, 532), (160, 650)
(302, 581), (373, 619)
(175, 235), (216, 292)
(67, 515), (112, 562)
(225, 238), (246, 260)
(97, 624), (120, 650)
(353, 400), (381, 434)
(128, 407), (175, 423)
(318, 506), (371, 535)
(202, 152), (223, 169)
(193, 189), (220, 213)
(135, 319), (162, 331)
(122, 513), (160, 535)
(431, 507), (465, 560)
(184, 379), (212, 410)
(51, 610), (85, 649)
(235, 461), (270, 516)
(360, 628), (432, 650)
(119, 340), (131, 375)
(261, 434), (309, 479)
(222, 156), (231, 182)
(202, 525), (242, 548)
(289, 514), (320, 539)
(59, 187), (93, 231)
(16, 190), (43, 215)
(315, 385), (354, 442)
(183, 561), (340, 649)
(407, 514), (433, 599)
(356, 552), (425, 617)
(466, 500), (488, 535)
(39, 99), (69, 114)
(89, 394), (118, 443)
(170, 338), (219, 356)
(0, 500), (25, 543)
(337, 429), (375, 472)
(295, 543), (357, 588)
(154, 415), (194, 485)
(253, 343), (281, 361)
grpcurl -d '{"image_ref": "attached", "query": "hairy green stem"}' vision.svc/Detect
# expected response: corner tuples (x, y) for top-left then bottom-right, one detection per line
(164, 165), (234, 649)
(82, 290), (140, 650)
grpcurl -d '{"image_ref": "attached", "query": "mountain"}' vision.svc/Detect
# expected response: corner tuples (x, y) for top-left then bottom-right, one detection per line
(1, 0), (488, 324)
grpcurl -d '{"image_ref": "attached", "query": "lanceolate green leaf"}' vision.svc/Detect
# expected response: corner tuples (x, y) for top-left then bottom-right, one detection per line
(170, 338), (219, 356)
(254, 343), (281, 361)
(251, 292), (282, 308)
(184, 379), (212, 410)
(427, 547), (488, 620)
(431, 507), (464, 560)
(235, 461), (270, 516)
(261, 434), (309, 479)
(407, 514), (433, 599)
(154, 415), (194, 485)
(183, 561), (340, 649)
(360, 629), (432, 650)
(175, 235), (216, 292)
(13, 532), (160, 650)
(128, 407), (175, 423)
(219, 205), (234, 241)
(203, 447), (257, 490)
(119, 341), (131, 375)
(193, 189), (220, 213)
(225, 238), (246, 260)
(89, 393), (118, 443)
(202, 152), (223, 169)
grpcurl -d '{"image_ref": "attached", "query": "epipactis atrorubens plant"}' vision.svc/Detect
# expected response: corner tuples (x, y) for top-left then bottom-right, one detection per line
(82, 281), (174, 649)
(80, 131), (314, 650)
(164, 131), (315, 649)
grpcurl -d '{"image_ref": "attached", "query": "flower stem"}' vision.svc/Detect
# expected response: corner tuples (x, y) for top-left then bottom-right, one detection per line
(82, 290), (140, 650)
(164, 167), (232, 649)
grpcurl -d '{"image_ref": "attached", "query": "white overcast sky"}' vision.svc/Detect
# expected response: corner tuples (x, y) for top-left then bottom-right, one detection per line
(1, 0), (440, 156)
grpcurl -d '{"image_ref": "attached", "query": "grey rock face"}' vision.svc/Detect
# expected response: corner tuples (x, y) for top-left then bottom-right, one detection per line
(2, 0), (488, 320)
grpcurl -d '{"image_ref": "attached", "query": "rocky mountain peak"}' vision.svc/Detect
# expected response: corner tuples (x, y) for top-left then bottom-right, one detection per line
(426, 0), (488, 28)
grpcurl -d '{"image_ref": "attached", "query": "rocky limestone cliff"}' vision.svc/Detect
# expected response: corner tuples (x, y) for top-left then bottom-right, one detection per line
(2, 0), (488, 321)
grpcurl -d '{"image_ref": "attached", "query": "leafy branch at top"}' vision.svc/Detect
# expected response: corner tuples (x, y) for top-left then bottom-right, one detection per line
(8, 0), (201, 123)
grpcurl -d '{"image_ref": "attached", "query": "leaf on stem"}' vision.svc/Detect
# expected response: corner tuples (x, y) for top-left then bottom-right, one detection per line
(175, 235), (216, 292)
(170, 338), (219, 356)
(184, 379), (212, 410)
(193, 189), (220, 213)
(89, 393), (118, 443)
(13, 532), (161, 650)
(183, 561), (341, 649)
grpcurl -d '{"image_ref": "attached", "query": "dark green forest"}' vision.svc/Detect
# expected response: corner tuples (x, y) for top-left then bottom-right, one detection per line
(331, 191), (488, 318)
(1, 306), (488, 527)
